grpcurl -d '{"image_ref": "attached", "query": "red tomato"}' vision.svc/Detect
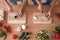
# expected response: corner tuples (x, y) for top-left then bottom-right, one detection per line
(4, 26), (12, 33)
(55, 33), (60, 39)
(0, 22), (3, 27)
(13, 34), (17, 39)
(59, 34), (60, 38)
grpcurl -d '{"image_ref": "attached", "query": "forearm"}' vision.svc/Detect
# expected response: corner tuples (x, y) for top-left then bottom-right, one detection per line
(36, 0), (42, 5)
(49, 0), (57, 12)
(4, 0), (11, 7)
(36, 0), (43, 12)
(19, 0), (28, 10)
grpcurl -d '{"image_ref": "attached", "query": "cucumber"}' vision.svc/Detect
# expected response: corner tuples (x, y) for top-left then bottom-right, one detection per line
(19, 32), (32, 40)
(22, 32), (28, 39)
(19, 32), (25, 39)
(27, 32), (32, 35)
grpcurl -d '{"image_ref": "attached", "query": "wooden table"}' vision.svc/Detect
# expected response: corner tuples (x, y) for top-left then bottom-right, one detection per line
(0, 0), (60, 40)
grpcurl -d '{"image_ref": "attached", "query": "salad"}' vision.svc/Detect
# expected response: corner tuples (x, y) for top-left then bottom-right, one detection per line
(36, 30), (50, 40)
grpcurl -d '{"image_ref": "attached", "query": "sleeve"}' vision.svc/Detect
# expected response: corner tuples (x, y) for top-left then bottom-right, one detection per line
(7, 0), (17, 5)
(32, 0), (38, 5)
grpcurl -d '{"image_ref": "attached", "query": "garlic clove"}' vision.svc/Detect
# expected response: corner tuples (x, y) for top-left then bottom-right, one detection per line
(21, 25), (26, 30)
(16, 27), (21, 31)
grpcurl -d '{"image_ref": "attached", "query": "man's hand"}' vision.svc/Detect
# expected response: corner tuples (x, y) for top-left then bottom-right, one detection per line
(45, 11), (52, 19)
(38, 5), (43, 13)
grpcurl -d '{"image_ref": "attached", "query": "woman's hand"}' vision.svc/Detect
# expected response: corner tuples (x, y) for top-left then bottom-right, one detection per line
(18, 8), (24, 17)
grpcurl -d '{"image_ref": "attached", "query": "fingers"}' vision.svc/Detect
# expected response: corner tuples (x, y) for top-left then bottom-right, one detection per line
(48, 15), (51, 19)
(17, 10), (23, 17)
(47, 12), (52, 19)
(18, 13), (22, 17)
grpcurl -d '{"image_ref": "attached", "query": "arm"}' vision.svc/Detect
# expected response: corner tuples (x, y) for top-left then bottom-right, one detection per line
(36, 0), (43, 13)
(4, 0), (13, 11)
(19, 0), (28, 11)
(49, 0), (57, 12)
(4, 0), (11, 7)
(18, 0), (28, 16)
(47, 0), (57, 19)
(36, 0), (42, 5)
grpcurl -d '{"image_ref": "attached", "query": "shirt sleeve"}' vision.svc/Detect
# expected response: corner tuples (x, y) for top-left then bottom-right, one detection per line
(32, 0), (38, 5)
(7, 0), (17, 5)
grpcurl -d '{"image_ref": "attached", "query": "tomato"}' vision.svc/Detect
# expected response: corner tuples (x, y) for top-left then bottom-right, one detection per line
(12, 34), (17, 39)
(0, 22), (3, 27)
(55, 33), (60, 39)
(4, 26), (12, 33)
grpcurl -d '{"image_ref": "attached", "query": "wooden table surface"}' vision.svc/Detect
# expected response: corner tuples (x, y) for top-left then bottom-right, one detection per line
(0, 0), (60, 40)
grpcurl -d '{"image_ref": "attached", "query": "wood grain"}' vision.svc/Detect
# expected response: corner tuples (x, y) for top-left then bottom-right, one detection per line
(0, 0), (60, 40)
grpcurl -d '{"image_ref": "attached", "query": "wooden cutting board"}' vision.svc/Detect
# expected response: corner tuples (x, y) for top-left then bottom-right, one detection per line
(0, 9), (4, 21)
(33, 11), (52, 24)
(7, 12), (26, 24)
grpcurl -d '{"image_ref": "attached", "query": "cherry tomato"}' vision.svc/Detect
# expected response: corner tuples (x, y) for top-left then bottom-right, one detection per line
(4, 26), (12, 33)
(12, 34), (17, 39)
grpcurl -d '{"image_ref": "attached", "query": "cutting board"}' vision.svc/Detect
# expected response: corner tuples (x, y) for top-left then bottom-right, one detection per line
(0, 10), (4, 21)
(7, 12), (26, 24)
(33, 11), (52, 24)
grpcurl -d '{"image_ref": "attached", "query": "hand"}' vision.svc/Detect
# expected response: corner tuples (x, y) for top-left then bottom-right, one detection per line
(38, 5), (42, 13)
(45, 11), (52, 19)
(18, 9), (24, 17)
